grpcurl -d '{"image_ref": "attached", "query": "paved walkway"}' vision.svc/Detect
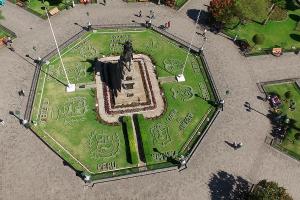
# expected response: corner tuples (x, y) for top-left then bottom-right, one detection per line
(0, 1), (300, 200)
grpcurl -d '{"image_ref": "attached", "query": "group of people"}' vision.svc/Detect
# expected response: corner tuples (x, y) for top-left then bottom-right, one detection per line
(0, 90), (26, 127)
(3, 36), (14, 51)
(137, 10), (171, 29)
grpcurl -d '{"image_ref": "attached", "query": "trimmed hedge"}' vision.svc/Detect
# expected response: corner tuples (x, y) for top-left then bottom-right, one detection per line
(123, 116), (139, 165)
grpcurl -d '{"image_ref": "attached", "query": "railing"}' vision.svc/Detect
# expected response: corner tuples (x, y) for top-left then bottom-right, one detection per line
(151, 24), (199, 53)
(272, 140), (300, 161)
(0, 24), (17, 38)
(90, 162), (177, 184)
(24, 64), (42, 121)
(91, 23), (143, 29)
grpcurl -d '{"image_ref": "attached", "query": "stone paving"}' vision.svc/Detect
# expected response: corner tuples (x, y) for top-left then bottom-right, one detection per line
(0, 1), (300, 200)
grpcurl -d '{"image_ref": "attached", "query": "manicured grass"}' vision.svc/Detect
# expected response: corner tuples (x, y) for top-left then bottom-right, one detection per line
(225, 4), (300, 53)
(175, 0), (188, 9)
(31, 28), (216, 175)
(0, 30), (9, 38)
(137, 55), (215, 164)
(26, 0), (57, 17)
(0, 26), (15, 39)
(264, 82), (300, 160)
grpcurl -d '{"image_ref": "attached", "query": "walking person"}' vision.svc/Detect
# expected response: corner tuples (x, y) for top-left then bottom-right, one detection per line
(233, 141), (238, 150)
(237, 142), (243, 148)
(138, 10), (142, 17)
(203, 29), (207, 37)
(0, 119), (5, 126)
(103, 0), (106, 5)
(150, 10), (154, 19)
(5, 36), (14, 51)
(167, 21), (171, 29)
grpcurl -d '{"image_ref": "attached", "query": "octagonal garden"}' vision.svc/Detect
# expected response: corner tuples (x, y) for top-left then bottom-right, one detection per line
(29, 26), (219, 181)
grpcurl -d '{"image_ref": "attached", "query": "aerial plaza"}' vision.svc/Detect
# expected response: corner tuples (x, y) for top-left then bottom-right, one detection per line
(29, 26), (219, 181)
(1, 0), (300, 199)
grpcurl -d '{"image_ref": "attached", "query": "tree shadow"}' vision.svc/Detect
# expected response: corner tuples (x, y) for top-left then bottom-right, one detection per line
(290, 34), (300, 42)
(286, 0), (300, 11)
(208, 170), (250, 200)
(186, 9), (211, 27)
(289, 14), (300, 22)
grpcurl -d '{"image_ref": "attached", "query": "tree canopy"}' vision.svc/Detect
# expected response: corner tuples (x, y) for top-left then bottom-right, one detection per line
(249, 180), (293, 200)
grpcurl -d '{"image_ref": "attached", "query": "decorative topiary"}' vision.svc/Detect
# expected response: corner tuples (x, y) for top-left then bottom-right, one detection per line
(285, 91), (292, 99)
(253, 34), (265, 45)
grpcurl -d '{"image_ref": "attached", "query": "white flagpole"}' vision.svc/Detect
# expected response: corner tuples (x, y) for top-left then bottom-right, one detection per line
(44, 6), (71, 86)
(180, 10), (201, 76)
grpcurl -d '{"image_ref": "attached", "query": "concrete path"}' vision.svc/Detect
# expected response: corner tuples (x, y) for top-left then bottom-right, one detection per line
(0, 1), (299, 200)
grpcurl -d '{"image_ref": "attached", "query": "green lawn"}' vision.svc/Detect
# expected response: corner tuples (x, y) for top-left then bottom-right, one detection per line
(31, 28), (217, 176)
(137, 55), (215, 164)
(264, 82), (300, 160)
(175, 0), (188, 9)
(0, 30), (9, 38)
(225, 2), (300, 53)
(25, 0), (61, 17)
(0, 26), (14, 39)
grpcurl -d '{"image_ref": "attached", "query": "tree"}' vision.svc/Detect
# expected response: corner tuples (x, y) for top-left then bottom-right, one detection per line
(43, 1), (50, 9)
(249, 180), (293, 200)
(272, 0), (286, 9)
(209, 0), (235, 24)
(235, 0), (269, 23)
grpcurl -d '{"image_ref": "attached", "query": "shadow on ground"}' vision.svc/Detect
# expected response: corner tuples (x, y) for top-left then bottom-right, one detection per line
(186, 9), (211, 27)
(208, 170), (250, 200)
(289, 14), (300, 22)
(290, 34), (300, 41)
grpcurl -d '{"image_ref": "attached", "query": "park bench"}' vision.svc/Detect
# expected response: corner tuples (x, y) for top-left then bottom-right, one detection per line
(49, 7), (59, 16)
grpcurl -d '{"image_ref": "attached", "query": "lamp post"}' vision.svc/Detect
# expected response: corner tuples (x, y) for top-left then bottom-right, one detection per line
(200, 36), (207, 52)
(178, 155), (187, 170)
(219, 99), (224, 111)
(86, 12), (92, 31)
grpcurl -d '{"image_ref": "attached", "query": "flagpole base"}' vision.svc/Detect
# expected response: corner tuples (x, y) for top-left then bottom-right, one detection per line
(176, 74), (185, 82)
(66, 84), (76, 92)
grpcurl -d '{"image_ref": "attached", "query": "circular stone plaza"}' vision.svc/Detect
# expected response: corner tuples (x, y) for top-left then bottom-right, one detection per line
(0, 0), (300, 200)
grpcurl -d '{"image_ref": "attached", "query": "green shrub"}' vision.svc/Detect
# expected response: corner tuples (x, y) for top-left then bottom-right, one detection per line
(43, 1), (50, 8)
(225, 16), (240, 29)
(253, 34), (265, 44)
(285, 91), (292, 99)
(57, 3), (65, 10)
